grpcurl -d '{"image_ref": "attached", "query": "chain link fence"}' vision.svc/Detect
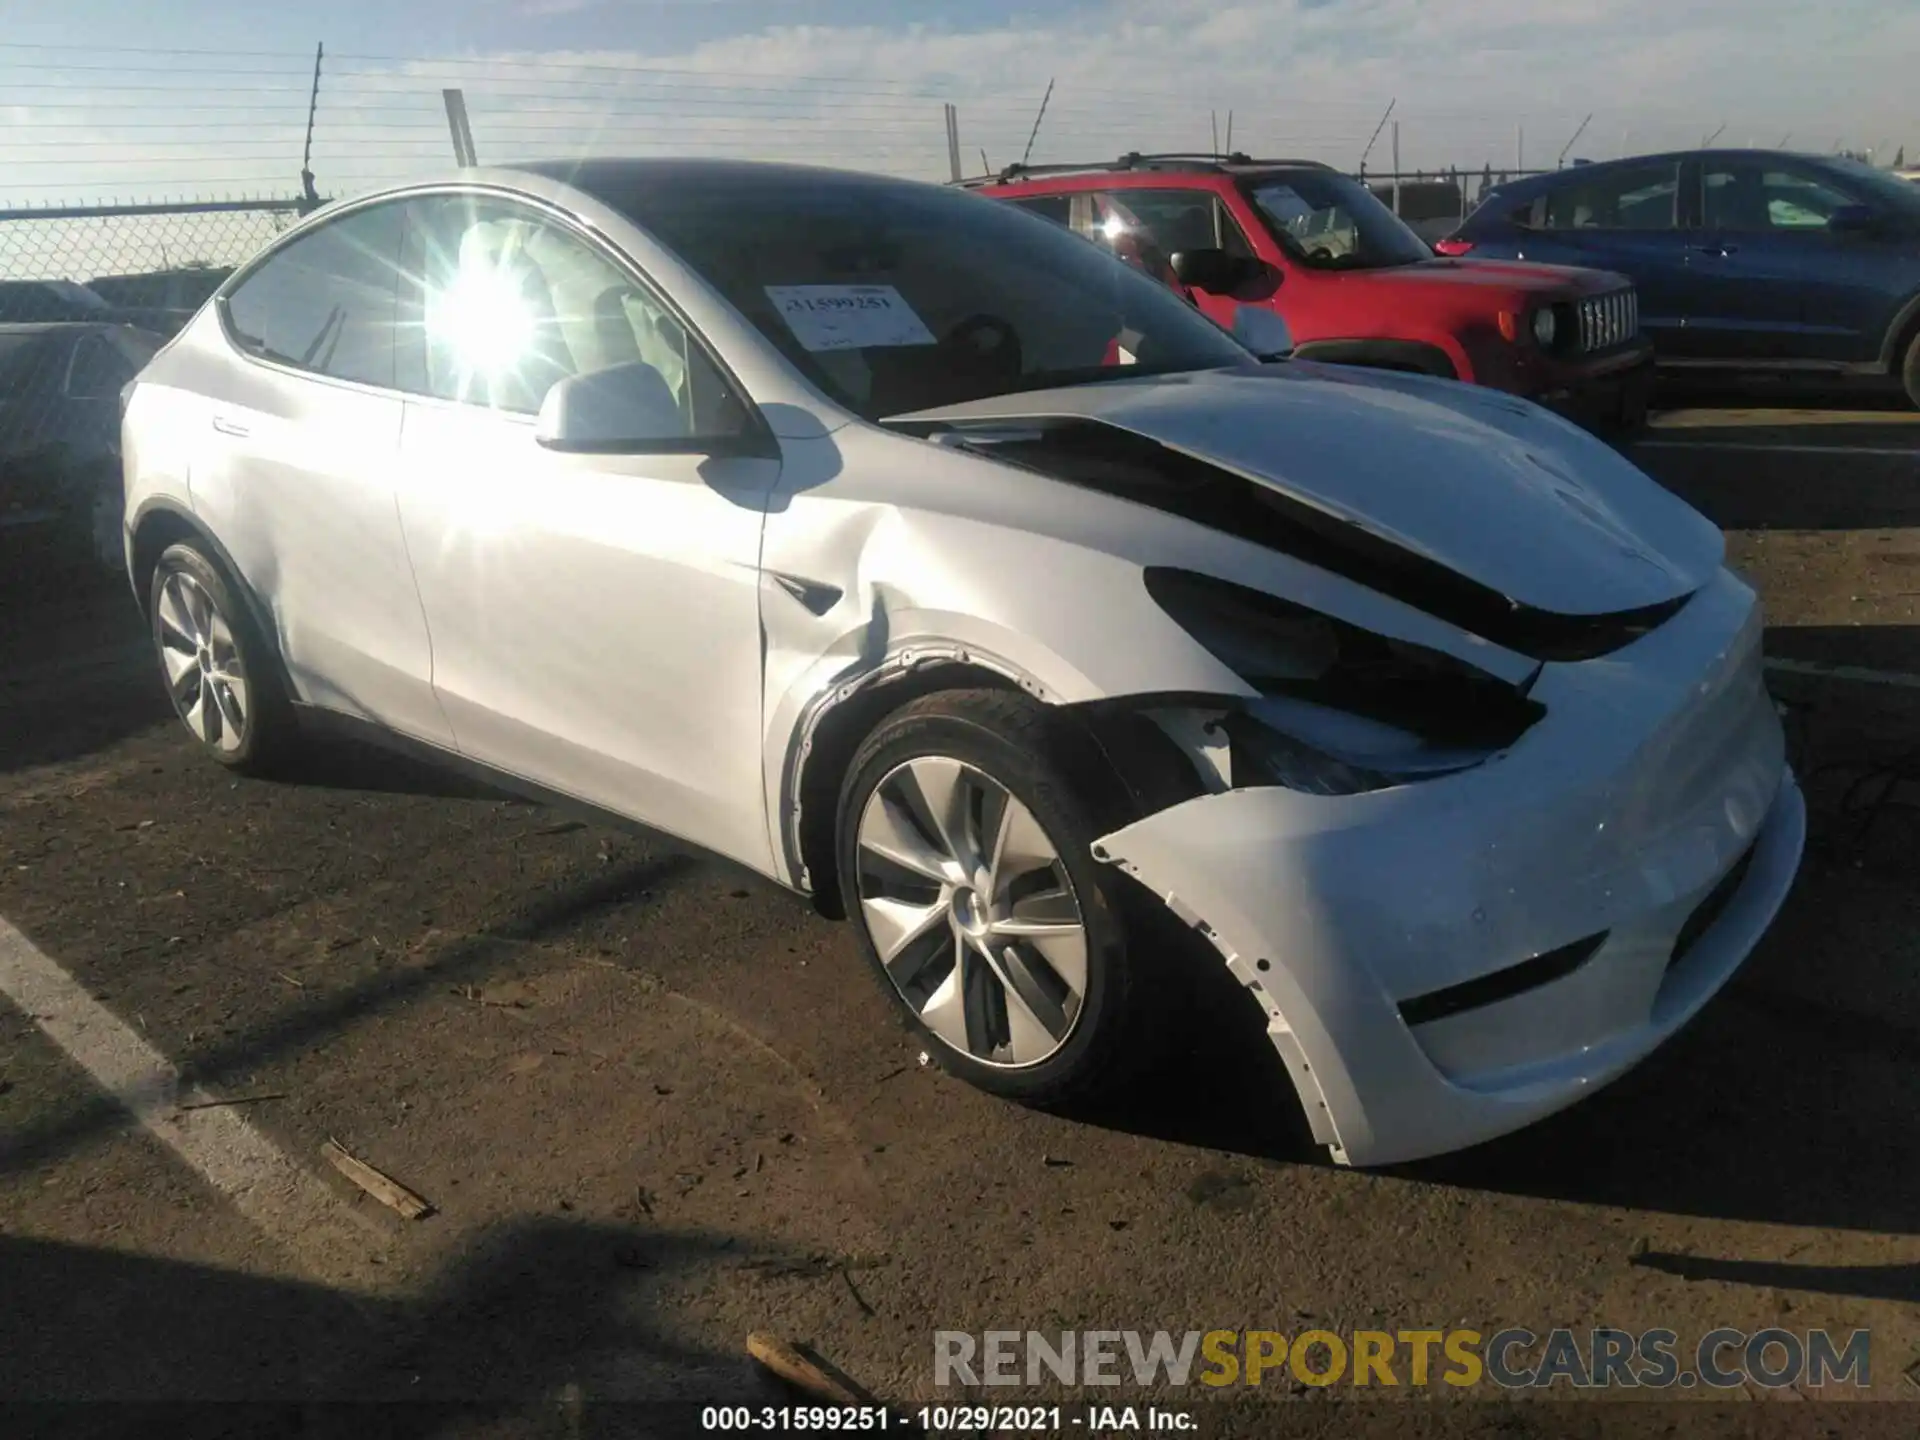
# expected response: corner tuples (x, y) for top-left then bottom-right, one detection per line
(0, 197), (317, 569)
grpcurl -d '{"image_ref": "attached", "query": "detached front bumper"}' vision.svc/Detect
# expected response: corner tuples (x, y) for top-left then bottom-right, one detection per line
(1094, 569), (1804, 1168)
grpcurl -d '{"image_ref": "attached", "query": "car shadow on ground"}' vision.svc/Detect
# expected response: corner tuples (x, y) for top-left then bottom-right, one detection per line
(0, 1219), (794, 1432)
(0, 559), (170, 775)
(0, 851), (699, 1182)
(1768, 622), (1920, 680)
(0, 553), (502, 800)
(1629, 1249), (1920, 1305)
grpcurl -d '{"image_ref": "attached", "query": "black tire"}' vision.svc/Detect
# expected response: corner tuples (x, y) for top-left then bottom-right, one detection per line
(1901, 327), (1920, 412)
(835, 687), (1175, 1107)
(148, 540), (294, 775)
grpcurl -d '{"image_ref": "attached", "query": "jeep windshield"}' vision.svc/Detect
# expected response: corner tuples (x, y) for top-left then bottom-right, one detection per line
(568, 162), (1253, 421)
(1242, 170), (1436, 271)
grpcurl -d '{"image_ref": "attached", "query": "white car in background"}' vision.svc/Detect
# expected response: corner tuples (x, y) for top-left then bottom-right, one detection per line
(119, 159), (1803, 1167)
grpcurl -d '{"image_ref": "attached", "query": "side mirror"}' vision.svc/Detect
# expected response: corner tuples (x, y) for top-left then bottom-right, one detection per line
(1827, 203), (1880, 235)
(536, 361), (687, 452)
(1233, 306), (1294, 359)
(1170, 248), (1268, 295)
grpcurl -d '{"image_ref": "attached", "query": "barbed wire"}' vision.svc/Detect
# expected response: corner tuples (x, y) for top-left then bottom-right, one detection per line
(0, 39), (1910, 285)
(8, 39), (1903, 201)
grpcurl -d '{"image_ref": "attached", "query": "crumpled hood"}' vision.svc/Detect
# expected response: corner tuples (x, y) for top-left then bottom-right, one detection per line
(887, 362), (1723, 619)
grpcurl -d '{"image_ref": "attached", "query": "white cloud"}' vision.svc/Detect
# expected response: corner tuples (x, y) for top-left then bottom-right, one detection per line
(285, 0), (1906, 190)
(0, 0), (1914, 225)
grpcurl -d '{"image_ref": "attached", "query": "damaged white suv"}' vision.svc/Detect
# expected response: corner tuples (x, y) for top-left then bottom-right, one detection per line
(120, 159), (1804, 1167)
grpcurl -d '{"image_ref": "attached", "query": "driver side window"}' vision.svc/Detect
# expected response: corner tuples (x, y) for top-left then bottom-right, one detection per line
(392, 195), (747, 434)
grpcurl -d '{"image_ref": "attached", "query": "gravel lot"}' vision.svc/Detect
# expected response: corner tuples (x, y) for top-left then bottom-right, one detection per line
(2, 402), (1918, 1437)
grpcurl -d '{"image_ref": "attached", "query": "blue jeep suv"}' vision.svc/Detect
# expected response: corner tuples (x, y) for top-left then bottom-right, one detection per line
(1441, 150), (1920, 408)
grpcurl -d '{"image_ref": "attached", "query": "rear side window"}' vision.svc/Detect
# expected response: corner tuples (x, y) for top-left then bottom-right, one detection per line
(222, 202), (406, 388)
(1540, 163), (1680, 231)
(1005, 195), (1072, 226)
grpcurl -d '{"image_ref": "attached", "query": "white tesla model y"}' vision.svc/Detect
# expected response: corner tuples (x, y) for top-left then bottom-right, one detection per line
(119, 160), (1803, 1166)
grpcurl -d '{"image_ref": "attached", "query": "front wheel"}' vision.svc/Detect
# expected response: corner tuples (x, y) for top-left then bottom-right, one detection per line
(148, 541), (293, 774)
(835, 689), (1172, 1106)
(1901, 329), (1920, 412)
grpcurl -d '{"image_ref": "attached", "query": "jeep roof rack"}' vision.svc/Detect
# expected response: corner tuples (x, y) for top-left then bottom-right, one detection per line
(953, 152), (1334, 188)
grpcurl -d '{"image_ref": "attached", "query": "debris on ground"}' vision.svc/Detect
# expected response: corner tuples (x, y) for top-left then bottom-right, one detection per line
(841, 1266), (876, 1317)
(321, 1137), (435, 1219)
(745, 1332), (886, 1407)
(176, 1092), (287, 1113)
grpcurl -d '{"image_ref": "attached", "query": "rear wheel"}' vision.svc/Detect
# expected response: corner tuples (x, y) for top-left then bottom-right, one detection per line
(1900, 328), (1920, 412)
(835, 689), (1171, 1106)
(148, 541), (293, 774)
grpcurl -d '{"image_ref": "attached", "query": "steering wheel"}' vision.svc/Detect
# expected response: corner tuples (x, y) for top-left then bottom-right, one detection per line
(1308, 245), (1336, 262)
(943, 313), (1023, 375)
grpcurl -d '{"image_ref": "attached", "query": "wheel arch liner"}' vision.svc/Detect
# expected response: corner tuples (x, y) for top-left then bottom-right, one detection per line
(775, 636), (1056, 893)
(128, 495), (278, 647)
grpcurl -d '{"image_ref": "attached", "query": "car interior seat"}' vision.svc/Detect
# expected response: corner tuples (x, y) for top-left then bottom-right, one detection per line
(443, 219), (576, 413)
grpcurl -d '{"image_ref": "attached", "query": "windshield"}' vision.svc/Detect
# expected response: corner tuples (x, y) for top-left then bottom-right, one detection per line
(1242, 171), (1436, 270)
(1821, 157), (1920, 217)
(591, 167), (1252, 421)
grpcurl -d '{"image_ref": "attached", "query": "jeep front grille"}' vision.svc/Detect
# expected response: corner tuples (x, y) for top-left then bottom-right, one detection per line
(1577, 288), (1638, 354)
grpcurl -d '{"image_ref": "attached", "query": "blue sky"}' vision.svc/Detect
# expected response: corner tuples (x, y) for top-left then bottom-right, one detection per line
(1, 0), (1914, 210)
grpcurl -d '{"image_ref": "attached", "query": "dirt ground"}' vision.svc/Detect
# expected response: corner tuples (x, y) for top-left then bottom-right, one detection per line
(2, 400), (1918, 1439)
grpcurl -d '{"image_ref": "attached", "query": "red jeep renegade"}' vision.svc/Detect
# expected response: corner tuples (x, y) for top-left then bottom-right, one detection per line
(963, 153), (1654, 432)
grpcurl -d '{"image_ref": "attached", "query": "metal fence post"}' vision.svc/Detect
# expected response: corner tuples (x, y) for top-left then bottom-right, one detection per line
(1391, 121), (1401, 215)
(298, 42), (325, 213)
(443, 89), (478, 168)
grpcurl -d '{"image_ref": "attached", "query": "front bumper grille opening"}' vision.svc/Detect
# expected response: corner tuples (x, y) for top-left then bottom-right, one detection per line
(1398, 931), (1610, 1028)
(1667, 844), (1757, 972)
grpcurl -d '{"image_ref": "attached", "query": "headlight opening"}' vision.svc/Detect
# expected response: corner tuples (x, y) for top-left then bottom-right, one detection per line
(1145, 567), (1546, 795)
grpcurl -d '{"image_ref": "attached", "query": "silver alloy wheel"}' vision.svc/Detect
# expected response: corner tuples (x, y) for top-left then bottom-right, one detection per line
(156, 570), (249, 755)
(855, 756), (1089, 1068)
